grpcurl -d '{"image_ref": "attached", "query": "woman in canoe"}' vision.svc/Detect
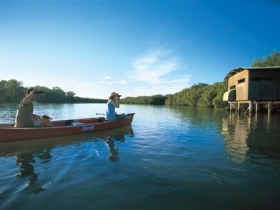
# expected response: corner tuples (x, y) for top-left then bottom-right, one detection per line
(105, 92), (125, 120)
(14, 88), (53, 128)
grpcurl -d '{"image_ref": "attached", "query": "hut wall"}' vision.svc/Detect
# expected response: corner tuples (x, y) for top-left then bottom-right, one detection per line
(228, 70), (249, 100)
(248, 69), (280, 100)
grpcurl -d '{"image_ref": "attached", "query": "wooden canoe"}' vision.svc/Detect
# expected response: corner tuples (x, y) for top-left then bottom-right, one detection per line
(0, 113), (135, 142)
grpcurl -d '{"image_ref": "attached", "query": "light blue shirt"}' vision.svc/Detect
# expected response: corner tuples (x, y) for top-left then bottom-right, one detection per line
(105, 101), (116, 120)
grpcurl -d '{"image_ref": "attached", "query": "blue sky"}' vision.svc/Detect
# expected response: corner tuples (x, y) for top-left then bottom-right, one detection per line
(1, 0), (280, 99)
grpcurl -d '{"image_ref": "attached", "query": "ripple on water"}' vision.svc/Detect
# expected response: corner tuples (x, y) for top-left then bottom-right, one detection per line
(1, 105), (280, 209)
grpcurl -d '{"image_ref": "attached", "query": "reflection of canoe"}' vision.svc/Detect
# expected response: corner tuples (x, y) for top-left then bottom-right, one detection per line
(0, 113), (135, 142)
(0, 125), (134, 156)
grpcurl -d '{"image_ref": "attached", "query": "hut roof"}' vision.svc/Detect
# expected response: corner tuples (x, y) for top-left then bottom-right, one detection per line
(224, 66), (280, 81)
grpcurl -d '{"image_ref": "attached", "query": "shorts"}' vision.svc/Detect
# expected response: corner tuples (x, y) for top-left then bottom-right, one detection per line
(33, 119), (41, 127)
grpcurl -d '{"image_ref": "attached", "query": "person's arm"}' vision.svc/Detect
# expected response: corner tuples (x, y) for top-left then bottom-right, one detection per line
(23, 90), (40, 119)
(110, 95), (120, 108)
(110, 99), (120, 108)
(22, 90), (35, 105)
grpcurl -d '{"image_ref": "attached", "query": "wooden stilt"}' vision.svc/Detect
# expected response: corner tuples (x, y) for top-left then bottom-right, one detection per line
(238, 102), (240, 113)
(249, 102), (252, 112)
(245, 101), (252, 114)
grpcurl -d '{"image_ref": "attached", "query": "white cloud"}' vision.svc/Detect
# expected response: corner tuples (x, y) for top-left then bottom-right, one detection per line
(98, 80), (126, 85)
(132, 50), (177, 83)
(132, 76), (191, 95)
(97, 75), (126, 85)
(118, 80), (126, 84)
(129, 49), (191, 95)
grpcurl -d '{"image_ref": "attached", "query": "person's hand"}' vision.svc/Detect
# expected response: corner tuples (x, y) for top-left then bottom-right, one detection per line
(113, 95), (118, 102)
(28, 90), (35, 96)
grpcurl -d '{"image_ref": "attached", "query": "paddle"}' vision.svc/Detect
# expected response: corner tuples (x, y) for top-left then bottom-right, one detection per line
(96, 113), (105, 115)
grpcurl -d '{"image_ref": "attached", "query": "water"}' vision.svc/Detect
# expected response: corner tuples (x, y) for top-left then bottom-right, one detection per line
(0, 103), (280, 210)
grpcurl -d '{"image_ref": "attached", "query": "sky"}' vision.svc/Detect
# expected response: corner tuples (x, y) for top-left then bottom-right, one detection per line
(1, 0), (280, 99)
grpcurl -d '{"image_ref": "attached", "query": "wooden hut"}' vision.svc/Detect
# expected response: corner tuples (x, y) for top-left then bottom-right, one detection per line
(223, 66), (280, 112)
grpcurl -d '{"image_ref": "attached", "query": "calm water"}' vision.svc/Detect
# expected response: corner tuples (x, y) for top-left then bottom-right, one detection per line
(0, 103), (280, 210)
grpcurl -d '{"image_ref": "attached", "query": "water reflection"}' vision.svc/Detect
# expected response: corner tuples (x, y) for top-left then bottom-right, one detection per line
(222, 112), (280, 163)
(98, 126), (134, 162)
(15, 152), (38, 186)
(0, 103), (17, 124)
(0, 126), (134, 188)
(15, 148), (52, 188)
(104, 138), (119, 161)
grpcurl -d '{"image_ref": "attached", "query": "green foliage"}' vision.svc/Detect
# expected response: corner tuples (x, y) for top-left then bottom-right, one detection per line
(252, 50), (280, 67)
(66, 91), (76, 102)
(0, 79), (26, 102)
(211, 82), (228, 108)
(121, 94), (167, 105)
(164, 82), (228, 108)
(165, 94), (173, 105)
(121, 82), (228, 108)
(198, 89), (216, 107)
(0, 79), (107, 103)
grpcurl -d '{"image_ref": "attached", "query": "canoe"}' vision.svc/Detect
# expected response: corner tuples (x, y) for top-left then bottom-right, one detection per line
(0, 113), (135, 142)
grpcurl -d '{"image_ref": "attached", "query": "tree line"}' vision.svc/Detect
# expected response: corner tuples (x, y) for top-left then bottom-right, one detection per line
(252, 50), (280, 67)
(121, 81), (228, 108)
(122, 50), (280, 108)
(0, 80), (106, 103)
(1, 50), (279, 106)
(165, 82), (228, 108)
(121, 94), (167, 105)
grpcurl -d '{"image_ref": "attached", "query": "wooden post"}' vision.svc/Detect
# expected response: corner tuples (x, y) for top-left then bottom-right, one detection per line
(238, 102), (240, 113)
(256, 102), (258, 114)
(245, 102), (252, 113)
(249, 102), (252, 112)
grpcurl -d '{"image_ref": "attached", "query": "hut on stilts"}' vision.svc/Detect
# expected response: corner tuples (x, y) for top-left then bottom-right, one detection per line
(223, 66), (280, 114)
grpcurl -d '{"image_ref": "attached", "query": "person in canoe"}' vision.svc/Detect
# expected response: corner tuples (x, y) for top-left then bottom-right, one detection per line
(14, 88), (53, 128)
(105, 92), (125, 120)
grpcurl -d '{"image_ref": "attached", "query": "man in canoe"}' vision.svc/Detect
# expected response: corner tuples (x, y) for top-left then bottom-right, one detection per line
(14, 88), (53, 128)
(105, 92), (125, 120)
